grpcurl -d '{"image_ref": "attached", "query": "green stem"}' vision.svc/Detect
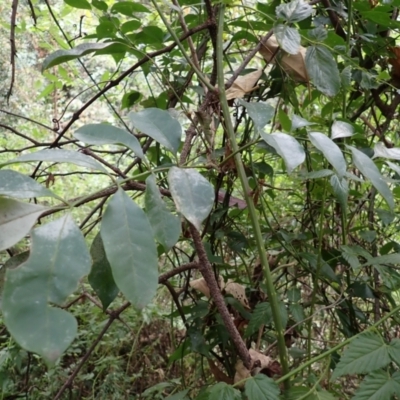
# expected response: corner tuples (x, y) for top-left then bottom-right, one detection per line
(216, 4), (290, 391)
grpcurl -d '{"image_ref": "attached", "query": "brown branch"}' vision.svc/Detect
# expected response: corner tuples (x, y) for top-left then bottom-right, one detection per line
(7, 0), (19, 102)
(189, 224), (251, 369)
(320, 0), (346, 40)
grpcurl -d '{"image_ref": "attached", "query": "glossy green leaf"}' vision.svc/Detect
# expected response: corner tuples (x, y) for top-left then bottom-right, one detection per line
(309, 132), (346, 177)
(110, 1), (150, 16)
(88, 233), (119, 310)
(100, 188), (158, 309)
(129, 108), (182, 154)
(0, 170), (55, 198)
(42, 42), (118, 71)
(238, 99), (274, 134)
(305, 46), (340, 97)
(4, 149), (107, 173)
(330, 175), (348, 209)
(208, 382), (241, 400)
(353, 370), (400, 400)
(2, 214), (91, 365)
(74, 124), (144, 159)
(145, 175), (180, 251)
(348, 146), (394, 209)
(92, 0), (108, 11)
(245, 374), (280, 400)
(0, 197), (48, 251)
(331, 332), (390, 380)
(260, 132), (305, 173)
(168, 167), (214, 231)
(274, 24), (300, 55)
(276, 0), (313, 23)
(64, 0), (91, 9)
(331, 120), (354, 139)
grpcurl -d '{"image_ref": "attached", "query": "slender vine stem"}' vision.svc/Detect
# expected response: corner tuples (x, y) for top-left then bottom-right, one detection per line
(216, 4), (290, 391)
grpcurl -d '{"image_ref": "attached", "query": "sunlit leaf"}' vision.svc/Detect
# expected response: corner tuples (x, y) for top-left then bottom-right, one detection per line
(291, 114), (315, 130)
(373, 142), (400, 160)
(306, 45), (340, 97)
(274, 24), (300, 55)
(331, 332), (390, 380)
(276, 0), (313, 23)
(88, 233), (119, 310)
(0, 170), (55, 198)
(245, 374), (280, 400)
(2, 215), (91, 365)
(330, 174), (348, 209)
(100, 188), (158, 309)
(129, 108), (182, 154)
(74, 124), (144, 159)
(0, 197), (47, 251)
(348, 146), (394, 209)
(260, 132), (305, 173)
(42, 42), (118, 71)
(4, 149), (107, 173)
(331, 120), (354, 139)
(145, 174), (181, 250)
(309, 132), (346, 177)
(110, 1), (150, 15)
(64, 0), (91, 9)
(168, 167), (214, 231)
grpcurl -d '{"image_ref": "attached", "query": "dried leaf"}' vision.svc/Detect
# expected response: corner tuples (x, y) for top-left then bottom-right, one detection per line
(234, 360), (251, 385)
(225, 280), (250, 309)
(225, 70), (263, 100)
(190, 276), (225, 298)
(259, 35), (309, 82)
(249, 349), (273, 369)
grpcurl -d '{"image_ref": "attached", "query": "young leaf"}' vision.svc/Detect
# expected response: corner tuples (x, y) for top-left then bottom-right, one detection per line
(238, 99), (275, 134)
(2, 214), (91, 365)
(348, 146), (394, 210)
(352, 370), (400, 400)
(275, 0), (313, 23)
(309, 132), (346, 177)
(0, 197), (48, 251)
(4, 149), (107, 173)
(208, 382), (241, 400)
(74, 124), (144, 159)
(274, 24), (300, 55)
(0, 170), (55, 198)
(145, 174), (181, 250)
(129, 108), (182, 155)
(245, 374), (280, 400)
(100, 188), (158, 309)
(42, 42), (118, 71)
(305, 46), (340, 97)
(88, 233), (119, 310)
(260, 132), (305, 173)
(168, 167), (214, 231)
(331, 332), (390, 381)
(331, 120), (354, 139)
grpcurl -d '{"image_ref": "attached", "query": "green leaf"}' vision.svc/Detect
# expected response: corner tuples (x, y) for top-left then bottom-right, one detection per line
(245, 374), (280, 400)
(129, 108), (182, 154)
(276, 0), (313, 23)
(348, 146), (394, 210)
(165, 389), (190, 400)
(74, 124), (144, 159)
(4, 149), (107, 173)
(64, 0), (91, 9)
(100, 188), (158, 309)
(308, 26), (327, 42)
(291, 114), (315, 130)
(0, 197), (48, 251)
(245, 302), (272, 337)
(309, 132), (346, 177)
(290, 303), (305, 324)
(110, 1), (150, 16)
(305, 45), (340, 97)
(388, 339), (400, 366)
(88, 233), (119, 310)
(168, 167), (214, 231)
(386, 160), (400, 177)
(274, 24), (300, 55)
(353, 370), (400, 400)
(330, 174), (348, 208)
(260, 132), (305, 173)
(0, 170), (55, 198)
(208, 382), (241, 400)
(331, 120), (354, 139)
(42, 42), (118, 71)
(121, 90), (142, 109)
(238, 99), (274, 134)
(145, 175), (181, 250)
(331, 332), (390, 381)
(2, 214), (91, 365)
(362, 253), (400, 267)
(373, 142), (400, 160)
(92, 0), (108, 11)
(300, 169), (333, 180)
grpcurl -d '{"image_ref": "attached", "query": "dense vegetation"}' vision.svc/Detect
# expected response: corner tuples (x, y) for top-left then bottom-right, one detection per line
(2, 0), (400, 398)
